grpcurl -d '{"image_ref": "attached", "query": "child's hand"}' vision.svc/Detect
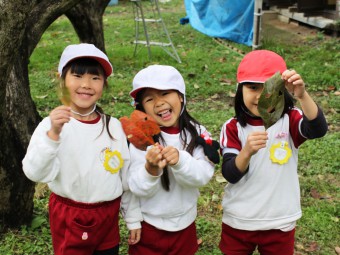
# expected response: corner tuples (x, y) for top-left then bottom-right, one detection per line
(244, 131), (268, 157)
(282, 69), (306, 99)
(128, 228), (141, 245)
(161, 146), (179, 166)
(145, 143), (167, 175)
(47, 105), (71, 141)
(235, 131), (268, 172)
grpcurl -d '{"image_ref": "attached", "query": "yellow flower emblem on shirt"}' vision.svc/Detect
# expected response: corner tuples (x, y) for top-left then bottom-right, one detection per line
(103, 148), (123, 174)
(269, 141), (292, 165)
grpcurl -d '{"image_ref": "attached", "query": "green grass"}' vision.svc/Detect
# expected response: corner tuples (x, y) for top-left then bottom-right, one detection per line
(1, 0), (339, 254)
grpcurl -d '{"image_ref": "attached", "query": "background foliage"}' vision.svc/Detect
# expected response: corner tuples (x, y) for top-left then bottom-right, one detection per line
(1, 0), (339, 254)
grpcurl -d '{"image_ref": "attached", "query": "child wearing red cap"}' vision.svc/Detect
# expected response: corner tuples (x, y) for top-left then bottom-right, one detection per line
(127, 65), (217, 255)
(22, 44), (142, 255)
(219, 50), (327, 255)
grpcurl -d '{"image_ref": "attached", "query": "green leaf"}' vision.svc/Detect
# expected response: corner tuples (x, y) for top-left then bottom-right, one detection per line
(258, 72), (285, 129)
(30, 216), (47, 230)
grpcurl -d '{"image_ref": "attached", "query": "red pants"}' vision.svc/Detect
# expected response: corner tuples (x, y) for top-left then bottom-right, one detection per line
(219, 223), (295, 255)
(49, 193), (121, 255)
(129, 221), (198, 255)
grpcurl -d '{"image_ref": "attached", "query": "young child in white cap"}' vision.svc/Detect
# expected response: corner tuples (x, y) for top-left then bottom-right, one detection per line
(219, 50), (328, 255)
(22, 43), (142, 255)
(127, 65), (217, 255)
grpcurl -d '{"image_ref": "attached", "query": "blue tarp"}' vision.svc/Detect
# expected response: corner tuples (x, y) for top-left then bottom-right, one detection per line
(184, 0), (254, 46)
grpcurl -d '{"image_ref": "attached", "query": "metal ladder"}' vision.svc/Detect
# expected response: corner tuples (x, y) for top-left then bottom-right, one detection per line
(131, 0), (181, 63)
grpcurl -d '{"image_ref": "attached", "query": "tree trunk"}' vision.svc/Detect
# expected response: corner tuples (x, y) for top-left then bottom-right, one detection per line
(66, 0), (111, 52)
(0, 0), (109, 229)
(0, 0), (38, 230)
(0, 38), (40, 228)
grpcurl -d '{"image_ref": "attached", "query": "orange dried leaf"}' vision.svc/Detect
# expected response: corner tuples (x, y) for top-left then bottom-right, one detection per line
(120, 110), (160, 151)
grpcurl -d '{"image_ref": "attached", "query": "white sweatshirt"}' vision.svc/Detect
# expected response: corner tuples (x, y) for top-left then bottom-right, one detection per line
(22, 115), (142, 230)
(220, 110), (304, 231)
(128, 126), (215, 232)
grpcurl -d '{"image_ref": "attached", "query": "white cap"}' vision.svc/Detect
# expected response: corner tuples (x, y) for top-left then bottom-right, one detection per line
(58, 43), (113, 77)
(130, 65), (186, 105)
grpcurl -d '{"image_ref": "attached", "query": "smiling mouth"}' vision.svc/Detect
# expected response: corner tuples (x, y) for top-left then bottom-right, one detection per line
(76, 92), (94, 99)
(78, 92), (93, 96)
(157, 109), (172, 119)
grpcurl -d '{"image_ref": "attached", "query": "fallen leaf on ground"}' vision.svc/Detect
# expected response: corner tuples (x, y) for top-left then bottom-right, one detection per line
(310, 188), (321, 199)
(215, 174), (227, 183)
(35, 94), (48, 99)
(295, 243), (305, 251)
(220, 78), (232, 84)
(305, 242), (319, 252)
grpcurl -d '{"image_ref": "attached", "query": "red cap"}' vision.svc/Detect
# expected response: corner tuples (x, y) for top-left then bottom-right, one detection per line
(237, 50), (287, 84)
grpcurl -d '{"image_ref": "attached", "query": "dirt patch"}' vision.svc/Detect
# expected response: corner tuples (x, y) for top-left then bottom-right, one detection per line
(262, 18), (336, 45)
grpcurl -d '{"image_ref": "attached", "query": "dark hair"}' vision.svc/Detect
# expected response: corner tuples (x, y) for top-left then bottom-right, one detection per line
(234, 83), (295, 127)
(60, 58), (114, 139)
(135, 88), (201, 191)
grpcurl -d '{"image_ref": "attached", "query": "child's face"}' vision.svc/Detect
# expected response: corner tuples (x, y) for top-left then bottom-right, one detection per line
(64, 69), (104, 114)
(242, 83), (264, 117)
(141, 88), (183, 128)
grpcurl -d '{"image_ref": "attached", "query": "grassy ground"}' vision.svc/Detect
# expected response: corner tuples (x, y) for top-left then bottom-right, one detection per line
(1, 0), (339, 254)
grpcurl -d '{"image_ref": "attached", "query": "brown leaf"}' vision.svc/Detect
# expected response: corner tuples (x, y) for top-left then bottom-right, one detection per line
(329, 108), (337, 114)
(334, 91), (340, 96)
(326, 86), (336, 91)
(310, 188), (321, 199)
(181, 51), (187, 57)
(295, 243), (305, 251)
(34, 183), (49, 199)
(218, 57), (226, 63)
(305, 242), (319, 252)
(220, 78), (233, 85)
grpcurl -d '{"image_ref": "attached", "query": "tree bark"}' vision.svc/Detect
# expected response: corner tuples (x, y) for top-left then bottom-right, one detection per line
(65, 0), (111, 52)
(0, 0), (109, 229)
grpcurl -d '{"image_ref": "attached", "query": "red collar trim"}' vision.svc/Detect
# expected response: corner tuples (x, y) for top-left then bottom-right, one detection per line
(78, 114), (101, 124)
(246, 115), (264, 126)
(160, 126), (180, 134)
